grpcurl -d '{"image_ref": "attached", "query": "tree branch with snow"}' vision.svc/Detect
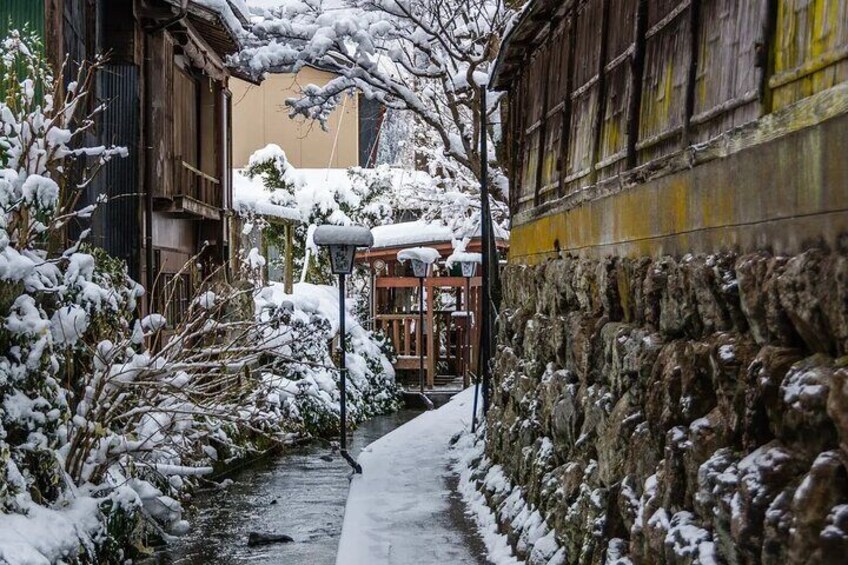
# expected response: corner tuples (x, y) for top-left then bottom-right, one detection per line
(236, 0), (516, 234)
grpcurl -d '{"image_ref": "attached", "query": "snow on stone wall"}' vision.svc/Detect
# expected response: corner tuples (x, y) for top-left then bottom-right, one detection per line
(470, 249), (848, 564)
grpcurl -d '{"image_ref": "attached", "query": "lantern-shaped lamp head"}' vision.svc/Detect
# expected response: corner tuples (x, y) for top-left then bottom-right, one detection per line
(446, 251), (482, 279)
(461, 261), (478, 278)
(411, 259), (429, 278)
(313, 225), (374, 275)
(397, 247), (441, 279)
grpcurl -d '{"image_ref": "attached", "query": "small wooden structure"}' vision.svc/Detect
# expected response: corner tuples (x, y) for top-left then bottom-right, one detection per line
(356, 221), (508, 389)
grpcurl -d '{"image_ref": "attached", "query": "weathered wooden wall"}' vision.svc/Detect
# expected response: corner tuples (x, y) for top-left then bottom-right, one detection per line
(506, 0), (848, 220)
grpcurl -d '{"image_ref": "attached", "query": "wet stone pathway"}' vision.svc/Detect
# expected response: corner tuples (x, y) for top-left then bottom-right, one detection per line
(155, 410), (421, 564)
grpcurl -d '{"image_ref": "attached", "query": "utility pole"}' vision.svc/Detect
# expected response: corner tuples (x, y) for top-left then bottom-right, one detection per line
(479, 85), (491, 416)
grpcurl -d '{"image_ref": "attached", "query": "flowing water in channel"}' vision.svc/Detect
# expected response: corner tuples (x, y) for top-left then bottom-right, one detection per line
(154, 409), (422, 564)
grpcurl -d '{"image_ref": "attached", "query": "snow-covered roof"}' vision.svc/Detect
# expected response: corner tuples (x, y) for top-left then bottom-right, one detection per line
(397, 247), (441, 264)
(233, 169), (301, 222)
(234, 153), (433, 228)
(295, 167), (433, 199)
(167, 0), (249, 47)
(445, 251), (482, 268)
(371, 221), (455, 250)
(192, 0), (250, 26)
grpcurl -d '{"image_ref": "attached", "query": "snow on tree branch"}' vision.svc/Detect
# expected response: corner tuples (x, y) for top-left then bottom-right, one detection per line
(236, 0), (517, 229)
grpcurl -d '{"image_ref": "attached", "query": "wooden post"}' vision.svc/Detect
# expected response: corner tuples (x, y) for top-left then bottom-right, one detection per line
(284, 223), (294, 294)
(426, 279), (436, 389)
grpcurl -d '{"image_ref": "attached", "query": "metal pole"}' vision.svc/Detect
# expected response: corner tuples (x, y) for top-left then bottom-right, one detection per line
(419, 276), (425, 394)
(480, 85), (491, 415)
(465, 276), (471, 388)
(468, 275), (480, 432)
(338, 272), (361, 473)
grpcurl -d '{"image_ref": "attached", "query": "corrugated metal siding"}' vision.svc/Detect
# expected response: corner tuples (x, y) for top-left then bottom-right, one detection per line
(91, 64), (141, 280)
(0, 0), (45, 39)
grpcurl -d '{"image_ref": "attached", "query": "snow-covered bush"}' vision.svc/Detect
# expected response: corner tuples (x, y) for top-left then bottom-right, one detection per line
(254, 282), (400, 437)
(0, 30), (145, 561)
(0, 32), (399, 561)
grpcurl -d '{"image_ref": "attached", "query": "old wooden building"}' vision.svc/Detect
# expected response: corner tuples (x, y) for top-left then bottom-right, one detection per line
(3, 0), (248, 320)
(493, 0), (848, 262)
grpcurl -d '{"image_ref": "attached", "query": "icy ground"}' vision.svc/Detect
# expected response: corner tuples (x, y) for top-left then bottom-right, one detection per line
(336, 388), (518, 565)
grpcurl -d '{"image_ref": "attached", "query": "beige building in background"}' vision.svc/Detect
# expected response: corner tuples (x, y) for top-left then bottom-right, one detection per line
(231, 67), (360, 169)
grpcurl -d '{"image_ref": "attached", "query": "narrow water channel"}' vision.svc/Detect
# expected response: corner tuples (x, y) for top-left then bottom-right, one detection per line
(155, 409), (422, 564)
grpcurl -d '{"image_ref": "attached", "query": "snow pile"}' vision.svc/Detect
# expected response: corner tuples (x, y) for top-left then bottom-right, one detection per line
(446, 251), (482, 268)
(452, 429), (563, 565)
(397, 247), (442, 264)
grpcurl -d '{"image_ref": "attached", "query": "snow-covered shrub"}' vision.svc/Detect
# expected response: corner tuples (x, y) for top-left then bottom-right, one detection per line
(0, 30), (144, 561)
(254, 282), (400, 437)
(242, 144), (396, 284)
(0, 31), (400, 561)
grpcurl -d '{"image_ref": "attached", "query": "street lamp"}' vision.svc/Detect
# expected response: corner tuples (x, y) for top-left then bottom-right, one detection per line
(447, 251), (482, 430)
(314, 225), (374, 474)
(397, 247), (440, 408)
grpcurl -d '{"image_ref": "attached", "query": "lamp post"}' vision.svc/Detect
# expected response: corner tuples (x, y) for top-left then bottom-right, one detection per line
(447, 252), (482, 430)
(398, 247), (440, 409)
(314, 225), (374, 474)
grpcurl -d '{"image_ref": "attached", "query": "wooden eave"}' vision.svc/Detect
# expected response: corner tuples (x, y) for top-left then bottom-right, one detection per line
(155, 195), (222, 220)
(490, 0), (573, 91)
(186, 9), (240, 58)
(172, 18), (229, 81)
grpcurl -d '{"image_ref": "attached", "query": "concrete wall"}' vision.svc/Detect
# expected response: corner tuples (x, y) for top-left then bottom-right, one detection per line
(231, 68), (359, 169)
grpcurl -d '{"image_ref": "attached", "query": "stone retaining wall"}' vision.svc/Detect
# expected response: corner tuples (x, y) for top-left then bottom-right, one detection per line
(478, 249), (848, 564)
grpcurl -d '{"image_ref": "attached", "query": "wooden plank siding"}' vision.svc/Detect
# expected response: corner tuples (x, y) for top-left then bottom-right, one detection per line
(501, 0), (848, 224)
(597, 0), (639, 179)
(690, 0), (767, 143)
(771, 0), (848, 110)
(637, 0), (692, 163)
(538, 17), (572, 206)
(149, 31), (176, 201)
(564, 0), (605, 196)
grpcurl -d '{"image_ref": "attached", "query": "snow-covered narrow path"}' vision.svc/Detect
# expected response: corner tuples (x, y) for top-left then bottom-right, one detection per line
(336, 388), (487, 565)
